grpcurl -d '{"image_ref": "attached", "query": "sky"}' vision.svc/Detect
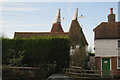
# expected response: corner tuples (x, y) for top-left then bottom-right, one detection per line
(0, 0), (120, 2)
(0, 2), (119, 49)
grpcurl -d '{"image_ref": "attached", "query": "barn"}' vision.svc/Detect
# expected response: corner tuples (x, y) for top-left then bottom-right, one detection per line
(14, 8), (88, 68)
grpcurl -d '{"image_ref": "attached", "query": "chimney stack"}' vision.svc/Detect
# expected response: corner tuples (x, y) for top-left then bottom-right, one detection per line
(108, 8), (115, 22)
(110, 8), (113, 14)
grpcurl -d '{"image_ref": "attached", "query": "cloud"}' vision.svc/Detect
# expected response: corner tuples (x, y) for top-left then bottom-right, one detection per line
(68, 2), (73, 16)
(14, 24), (49, 27)
(2, 24), (50, 28)
(0, 6), (37, 11)
(0, 21), (4, 24)
(2, 2), (31, 7)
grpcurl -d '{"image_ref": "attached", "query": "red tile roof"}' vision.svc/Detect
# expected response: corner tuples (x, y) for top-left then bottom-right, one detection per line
(14, 32), (68, 38)
(69, 20), (88, 45)
(93, 22), (120, 39)
(51, 23), (64, 33)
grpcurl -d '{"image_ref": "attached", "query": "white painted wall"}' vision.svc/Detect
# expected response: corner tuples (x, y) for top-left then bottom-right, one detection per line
(95, 39), (118, 57)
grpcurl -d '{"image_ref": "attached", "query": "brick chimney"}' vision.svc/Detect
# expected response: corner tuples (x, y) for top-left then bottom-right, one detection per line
(108, 8), (115, 22)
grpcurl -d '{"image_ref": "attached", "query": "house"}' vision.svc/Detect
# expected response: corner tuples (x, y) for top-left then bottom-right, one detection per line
(93, 8), (120, 77)
(14, 8), (88, 68)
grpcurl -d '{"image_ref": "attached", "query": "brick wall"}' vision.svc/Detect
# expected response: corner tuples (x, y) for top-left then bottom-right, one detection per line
(95, 57), (101, 70)
(95, 57), (120, 76)
(111, 57), (117, 70)
(111, 57), (120, 76)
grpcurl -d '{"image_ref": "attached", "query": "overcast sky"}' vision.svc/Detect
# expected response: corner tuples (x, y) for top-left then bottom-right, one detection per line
(0, 2), (119, 49)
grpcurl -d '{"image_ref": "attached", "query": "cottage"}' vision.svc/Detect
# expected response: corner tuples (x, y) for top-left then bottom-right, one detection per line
(14, 8), (88, 68)
(93, 8), (120, 77)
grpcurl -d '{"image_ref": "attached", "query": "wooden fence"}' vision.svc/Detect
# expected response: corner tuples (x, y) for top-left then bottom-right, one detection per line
(2, 66), (45, 80)
(63, 66), (120, 79)
(2, 66), (120, 80)
(9, 66), (40, 70)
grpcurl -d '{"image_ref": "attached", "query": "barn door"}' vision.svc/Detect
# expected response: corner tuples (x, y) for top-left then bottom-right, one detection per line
(102, 58), (110, 77)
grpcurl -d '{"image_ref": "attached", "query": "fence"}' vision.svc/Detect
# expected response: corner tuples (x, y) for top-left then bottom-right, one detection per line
(63, 66), (120, 79)
(2, 66), (120, 80)
(2, 66), (46, 80)
(9, 66), (40, 70)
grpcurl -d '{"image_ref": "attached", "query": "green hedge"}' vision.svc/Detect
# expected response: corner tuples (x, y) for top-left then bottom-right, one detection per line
(2, 37), (70, 69)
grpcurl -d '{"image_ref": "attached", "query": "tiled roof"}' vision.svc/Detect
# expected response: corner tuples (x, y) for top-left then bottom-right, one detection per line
(14, 32), (68, 38)
(69, 20), (88, 45)
(93, 22), (120, 39)
(50, 23), (64, 33)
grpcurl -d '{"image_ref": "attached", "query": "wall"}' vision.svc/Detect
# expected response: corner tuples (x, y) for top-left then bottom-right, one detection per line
(95, 39), (118, 57)
(95, 57), (101, 71)
(96, 57), (120, 76)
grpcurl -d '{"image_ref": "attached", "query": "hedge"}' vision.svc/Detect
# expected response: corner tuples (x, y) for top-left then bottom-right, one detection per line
(2, 36), (70, 71)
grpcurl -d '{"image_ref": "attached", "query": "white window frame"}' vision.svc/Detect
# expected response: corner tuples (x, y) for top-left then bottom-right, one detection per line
(70, 46), (75, 55)
(118, 40), (120, 48)
(76, 45), (80, 49)
(117, 57), (120, 69)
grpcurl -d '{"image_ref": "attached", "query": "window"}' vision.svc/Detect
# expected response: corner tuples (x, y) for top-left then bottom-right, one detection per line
(71, 46), (75, 50)
(118, 57), (120, 69)
(118, 40), (120, 47)
(76, 45), (80, 49)
(70, 46), (75, 55)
